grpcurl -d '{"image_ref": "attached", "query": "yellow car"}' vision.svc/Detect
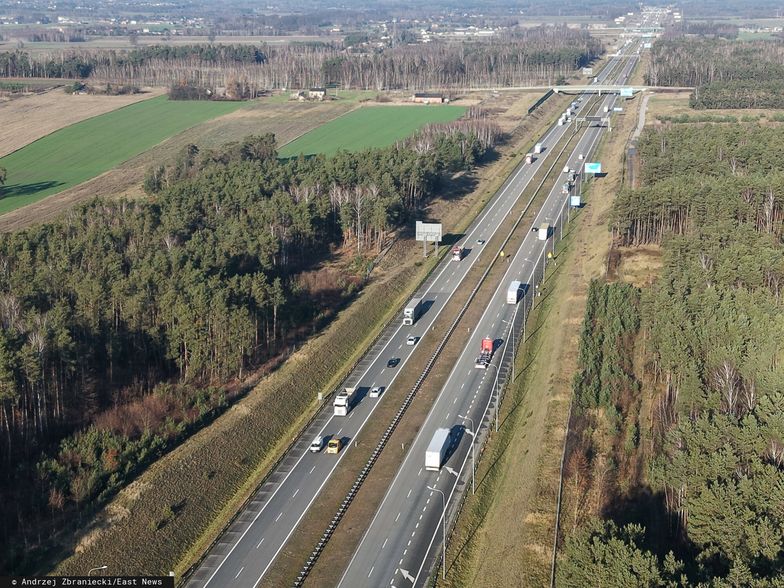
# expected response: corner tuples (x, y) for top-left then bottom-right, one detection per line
(327, 438), (342, 454)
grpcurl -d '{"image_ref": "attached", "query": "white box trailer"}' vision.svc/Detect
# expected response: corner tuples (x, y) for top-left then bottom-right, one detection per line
(425, 428), (452, 471)
(539, 222), (550, 241)
(333, 386), (357, 416)
(507, 280), (522, 304)
(534, 143), (543, 154)
(403, 297), (424, 325)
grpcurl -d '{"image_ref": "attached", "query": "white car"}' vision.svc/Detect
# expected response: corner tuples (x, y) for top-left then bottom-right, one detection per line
(309, 436), (323, 453)
(562, 165), (570, 174)
(578, 153), (584, 160)
(407, 335), (417, 345)
(369, 386), (382, 398)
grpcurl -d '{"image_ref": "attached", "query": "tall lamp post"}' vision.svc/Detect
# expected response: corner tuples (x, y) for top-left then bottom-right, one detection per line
(428, 486), (447, 580)
(458, 414), (476, 495)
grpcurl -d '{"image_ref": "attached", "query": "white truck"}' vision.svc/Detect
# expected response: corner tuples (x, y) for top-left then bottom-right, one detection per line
(403, 297), (424, 325)
(539, 223), (550, 241)
(425, 428), (451, 471)
(507, 280), (522, 304)
(333, 386), (357, 416)
(534, 142), (543, 154)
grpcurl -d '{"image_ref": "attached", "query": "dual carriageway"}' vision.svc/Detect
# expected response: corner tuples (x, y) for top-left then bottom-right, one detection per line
(185, 36), (642, 588)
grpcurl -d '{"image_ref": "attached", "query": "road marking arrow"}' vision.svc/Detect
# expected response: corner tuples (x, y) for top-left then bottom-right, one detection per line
(445, 466), (459, 478)
(398, 568), (415, 583)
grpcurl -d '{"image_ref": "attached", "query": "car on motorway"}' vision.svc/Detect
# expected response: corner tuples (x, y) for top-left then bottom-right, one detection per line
(387, 357), (400, 368)
(476, 238), (485, 245)
(406, 335), (417, 346)
(578, 153), (585, 160)
(369, 386), (383, 398)
(562, 165), (570, 174)
(327, 438), (342, 454)
(309, 436), (323, 453)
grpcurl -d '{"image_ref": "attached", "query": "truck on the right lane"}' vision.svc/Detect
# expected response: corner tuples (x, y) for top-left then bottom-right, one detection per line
(507, 280), (522, 304)
(474, 337), (494, 368)
(425, 428), (451, 471)
(403, 297), (424, 325)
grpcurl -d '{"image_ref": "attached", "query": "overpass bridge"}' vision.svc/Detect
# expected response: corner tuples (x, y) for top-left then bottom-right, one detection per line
(552, 85), (694, 95)
(470, 84), (694, 95)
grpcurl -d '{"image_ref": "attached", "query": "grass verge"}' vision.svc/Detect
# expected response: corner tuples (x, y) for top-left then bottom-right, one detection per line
(295, 94), (583, 588)
(52, 246), (439, 577)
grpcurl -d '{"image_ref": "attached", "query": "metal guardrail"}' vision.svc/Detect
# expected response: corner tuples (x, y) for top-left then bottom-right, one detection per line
(292, 116), (583, 587)
(426, 50), (639, 588)
(527, 89), (555, 115)
(181, 117), (551, 585)
(426, 127), (580, 586)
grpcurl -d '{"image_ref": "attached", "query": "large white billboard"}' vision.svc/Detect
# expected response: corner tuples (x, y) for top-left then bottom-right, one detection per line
(415, 221), (443, 242)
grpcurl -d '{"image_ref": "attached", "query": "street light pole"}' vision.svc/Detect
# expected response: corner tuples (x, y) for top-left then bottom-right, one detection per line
(88, 566), (108, 576)
(458, 415), (476, 495)
(428, 486), (447, 580)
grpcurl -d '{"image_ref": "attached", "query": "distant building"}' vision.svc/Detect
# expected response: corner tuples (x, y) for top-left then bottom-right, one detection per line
(412, 92), (445, 104)
(308, 87), (327, 100)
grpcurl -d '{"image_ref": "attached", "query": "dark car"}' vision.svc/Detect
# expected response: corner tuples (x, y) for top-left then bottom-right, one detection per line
(387, 357), (400, 368)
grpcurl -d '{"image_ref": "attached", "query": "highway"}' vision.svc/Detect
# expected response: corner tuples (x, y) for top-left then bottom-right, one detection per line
(338, 40), (641, 588)
(184, 51), (614, 588)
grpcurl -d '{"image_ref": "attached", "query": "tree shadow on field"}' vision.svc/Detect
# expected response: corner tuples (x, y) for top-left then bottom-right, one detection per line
(1, 180), (64, 199)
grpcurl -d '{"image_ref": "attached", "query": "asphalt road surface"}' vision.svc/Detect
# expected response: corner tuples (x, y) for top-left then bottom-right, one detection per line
(338, 40), (642, 588)
(186, 39), (638, 588)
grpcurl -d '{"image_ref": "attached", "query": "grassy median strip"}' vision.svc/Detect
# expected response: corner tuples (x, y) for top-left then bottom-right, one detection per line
(295, 97), (581, 588)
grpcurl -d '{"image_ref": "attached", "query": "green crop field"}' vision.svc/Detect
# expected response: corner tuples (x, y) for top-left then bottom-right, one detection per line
(278, 105), (466, 157)
(0, 95), (245, 215)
